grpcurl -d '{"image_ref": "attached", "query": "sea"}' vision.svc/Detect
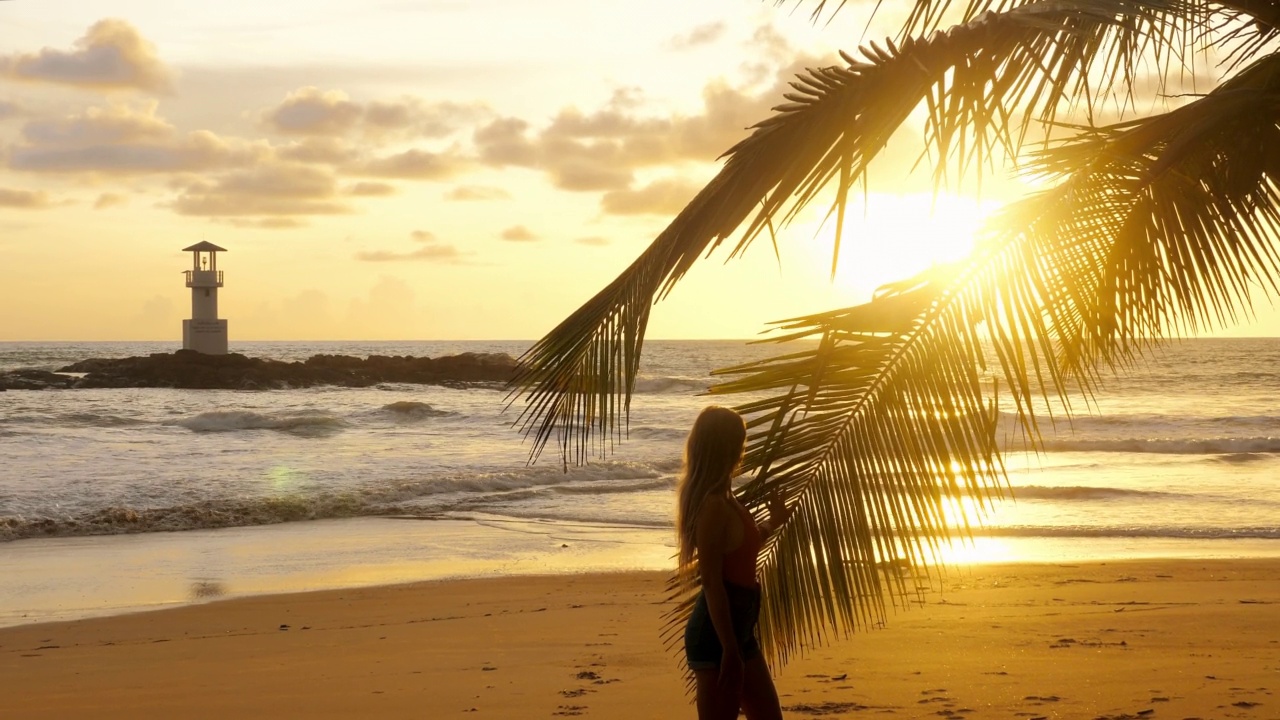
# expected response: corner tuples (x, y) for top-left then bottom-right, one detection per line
(2, 338), (1279, 623)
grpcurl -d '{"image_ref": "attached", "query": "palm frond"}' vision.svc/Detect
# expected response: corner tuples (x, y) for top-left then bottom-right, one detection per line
(1197, 0), (1280, 71)
(508, 0), (1206, 465)
(690, 48), (1280, 666)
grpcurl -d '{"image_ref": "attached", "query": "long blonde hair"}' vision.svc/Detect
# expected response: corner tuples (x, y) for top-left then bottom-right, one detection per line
(676, 406), (747, 586)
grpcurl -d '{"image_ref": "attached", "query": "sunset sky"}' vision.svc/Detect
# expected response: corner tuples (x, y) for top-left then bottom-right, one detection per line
(0, 1), (1275, 340)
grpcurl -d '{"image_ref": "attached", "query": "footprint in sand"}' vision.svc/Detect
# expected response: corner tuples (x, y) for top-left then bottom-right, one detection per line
(559, 689), (590, 698)
(782, 701), (872, 715)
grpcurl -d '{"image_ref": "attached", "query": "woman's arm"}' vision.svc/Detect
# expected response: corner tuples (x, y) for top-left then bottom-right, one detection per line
(695, 498), (743, 690)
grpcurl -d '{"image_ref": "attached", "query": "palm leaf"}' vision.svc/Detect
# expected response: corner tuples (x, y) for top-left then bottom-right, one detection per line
(508, 0), (1206, 466)
(509, 0), (1280, 673)
(692, 48), (1280, 666)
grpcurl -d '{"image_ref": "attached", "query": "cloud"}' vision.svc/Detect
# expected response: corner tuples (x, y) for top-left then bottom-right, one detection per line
(357, 229), (464, 262)
(354, 148), (469, 180)
(575, 236), (609, 247)
(277, 137), (359, 165)
(10, 129), (260, 174)
(473, 57), (825, 192)
(355, 244), (462, 262)
(475, 112), (635, 189)
(443, 184), (510, 201)
(0, 188), (51, 209)
(8, 103), (265, 175)
(601, 177), (700, 215)
(262, 86), (488, 139)
(500, 225), (537, 242)
(93, 192), (126, 209)
(0, 100), (22, 119)
(475, 117), (538, 165)
(347, 181), (396, 196)
(21, 102), (172, 146)
(344, 276), (424, 335)
(262, 87), (362, 136)
(131, 295), (179, 334)
(225, 217), (306, 229)
(169, 163), (348, 217)
(364, 97), (489, 138)
(667, 22), (727, 50)
(0, 19), (173, 93)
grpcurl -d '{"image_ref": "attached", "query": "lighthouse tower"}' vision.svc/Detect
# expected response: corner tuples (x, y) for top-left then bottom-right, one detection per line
(181, 241), (229, 354)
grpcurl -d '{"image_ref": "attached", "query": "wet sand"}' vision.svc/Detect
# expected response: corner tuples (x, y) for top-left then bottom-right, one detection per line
(1, 559), (1276, 719)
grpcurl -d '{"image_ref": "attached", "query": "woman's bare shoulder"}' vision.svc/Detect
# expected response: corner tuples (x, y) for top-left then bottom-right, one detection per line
(694, 493), (731, 530)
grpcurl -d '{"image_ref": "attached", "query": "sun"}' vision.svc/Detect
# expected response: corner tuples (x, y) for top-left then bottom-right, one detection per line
(820, 193), (989, 298)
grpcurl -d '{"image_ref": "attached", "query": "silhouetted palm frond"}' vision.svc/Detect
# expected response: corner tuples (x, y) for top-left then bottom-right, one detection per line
(509, 0), (1280, 669)
(509, 0), (1206, 466)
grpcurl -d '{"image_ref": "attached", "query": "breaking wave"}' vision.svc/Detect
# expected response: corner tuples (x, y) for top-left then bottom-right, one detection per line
(1009, 485), (1181, 500)
(978, 525), (1280, 540)
(170, 410), (348, 436)
(626, 426), (688, 441)
(1041, 436), (1280, 454)
(0, 460), (680, 541)
(376, 401), (452, 421)
(632, 376), (710, 394)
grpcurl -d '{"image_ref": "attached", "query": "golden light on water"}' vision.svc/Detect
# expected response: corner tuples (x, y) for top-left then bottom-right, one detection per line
(265, 465), (303, 491)
(933, 536), (1020, 565)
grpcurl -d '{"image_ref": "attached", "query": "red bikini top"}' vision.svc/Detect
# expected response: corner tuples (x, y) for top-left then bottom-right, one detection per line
(722, 500), (761, 588)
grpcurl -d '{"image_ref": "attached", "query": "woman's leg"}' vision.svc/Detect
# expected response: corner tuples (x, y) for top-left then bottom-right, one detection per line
(693, 668), (741, 720)
(738, 653), (783, 720)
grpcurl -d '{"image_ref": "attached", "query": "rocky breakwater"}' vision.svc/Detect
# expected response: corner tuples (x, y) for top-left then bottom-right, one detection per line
(0, 350), (519, 390)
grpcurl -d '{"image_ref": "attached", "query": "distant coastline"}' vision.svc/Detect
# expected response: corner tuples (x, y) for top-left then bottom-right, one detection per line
(0, 349), (517, 391)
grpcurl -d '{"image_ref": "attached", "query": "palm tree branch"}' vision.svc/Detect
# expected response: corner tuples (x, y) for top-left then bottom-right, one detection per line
(508, 0), (1202, 466)
(700, 50), (1280, 665)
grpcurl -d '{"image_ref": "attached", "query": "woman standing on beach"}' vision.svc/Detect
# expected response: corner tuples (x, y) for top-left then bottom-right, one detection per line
(678, 406), (788, 720)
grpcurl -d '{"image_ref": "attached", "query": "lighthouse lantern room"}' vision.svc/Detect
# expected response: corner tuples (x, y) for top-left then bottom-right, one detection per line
(181, 241), (229, 354)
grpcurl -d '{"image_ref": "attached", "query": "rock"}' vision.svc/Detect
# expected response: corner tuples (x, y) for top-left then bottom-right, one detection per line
(25, 350), (520, 390)
(0, 369), (78, 390)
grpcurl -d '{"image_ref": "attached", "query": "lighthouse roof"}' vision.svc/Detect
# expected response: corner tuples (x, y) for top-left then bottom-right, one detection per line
(183, 241), (227, 252)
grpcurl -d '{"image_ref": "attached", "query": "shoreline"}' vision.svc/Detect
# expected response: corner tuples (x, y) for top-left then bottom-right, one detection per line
(0, 516), (675, 629)
(2, 559), (1276, 719)
(5, 515), (1280, 630)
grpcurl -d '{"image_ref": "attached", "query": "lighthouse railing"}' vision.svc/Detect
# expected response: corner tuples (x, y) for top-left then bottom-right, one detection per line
(184, 270), (225, 288)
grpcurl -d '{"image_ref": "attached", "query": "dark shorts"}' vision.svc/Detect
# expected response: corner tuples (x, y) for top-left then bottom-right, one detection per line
(684, 581), (762, 670)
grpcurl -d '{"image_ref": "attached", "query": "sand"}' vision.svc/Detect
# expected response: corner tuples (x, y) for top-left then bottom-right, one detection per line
(1, 559), (1277, 719)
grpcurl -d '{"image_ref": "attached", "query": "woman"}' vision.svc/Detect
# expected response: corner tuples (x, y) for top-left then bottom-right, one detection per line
(677, 406), (788, 720)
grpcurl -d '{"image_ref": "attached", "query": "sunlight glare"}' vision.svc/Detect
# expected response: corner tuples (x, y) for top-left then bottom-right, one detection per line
(819, 193), (989, 298)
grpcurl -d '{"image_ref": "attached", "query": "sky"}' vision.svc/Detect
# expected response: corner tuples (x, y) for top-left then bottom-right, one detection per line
(0, 0), (1275, 340)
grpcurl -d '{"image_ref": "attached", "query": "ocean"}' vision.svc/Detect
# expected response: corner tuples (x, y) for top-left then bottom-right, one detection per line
(2, 338), (1279, 623)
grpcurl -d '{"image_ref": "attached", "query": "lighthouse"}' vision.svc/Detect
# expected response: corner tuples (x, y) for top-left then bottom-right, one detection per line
(181, 241), (229, 354)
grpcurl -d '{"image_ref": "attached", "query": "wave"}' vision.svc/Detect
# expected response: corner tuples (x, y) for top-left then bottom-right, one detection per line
(978, 525), (1280, 540)
(626, 426), (688, 441)
(1212, 452), (1274, 465)
(1040, 436), (1280, 454)
(376, 401), (452, 421)
(170, 410), (347, 436)
(548, 477), (674, 494)
(59, 412), (148, 427)
(0, 411), (148, 428)
(632, 376), (710, 394)
(1009, 485), (1179, 500)
(429, 461), (672, 497)
(0, 459), (682, 541)
(0, 495), (379, 541)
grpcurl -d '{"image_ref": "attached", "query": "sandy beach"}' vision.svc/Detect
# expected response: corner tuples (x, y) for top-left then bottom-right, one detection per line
(2, 559), (1276, 719)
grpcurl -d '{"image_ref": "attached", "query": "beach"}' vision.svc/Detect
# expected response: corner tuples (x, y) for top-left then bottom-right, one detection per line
(4, 341), (1280, 718)
(2, 559), (1276, 719)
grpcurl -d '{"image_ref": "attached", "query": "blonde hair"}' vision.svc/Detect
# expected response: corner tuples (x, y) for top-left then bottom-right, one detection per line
(676, 406), (747, 586)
